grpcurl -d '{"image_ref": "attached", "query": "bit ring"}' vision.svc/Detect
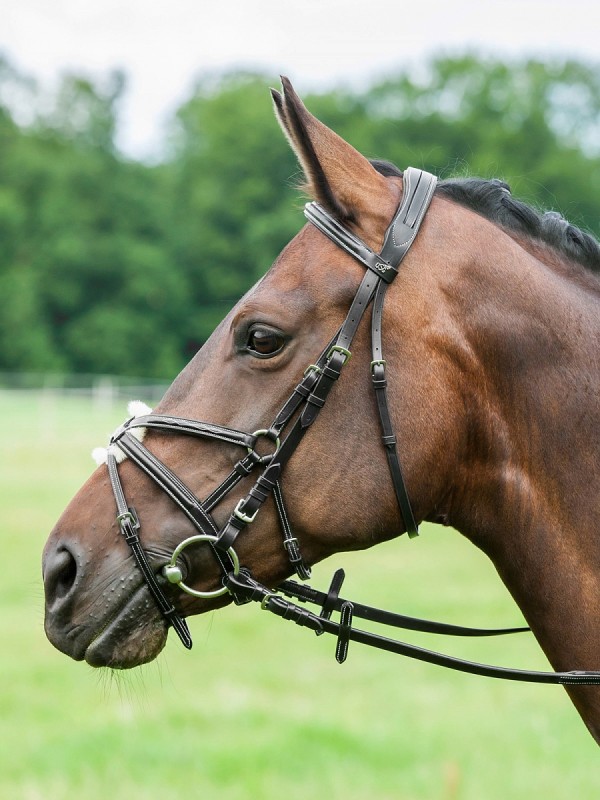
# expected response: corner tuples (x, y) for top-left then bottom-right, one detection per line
(162, 534), (240, 599)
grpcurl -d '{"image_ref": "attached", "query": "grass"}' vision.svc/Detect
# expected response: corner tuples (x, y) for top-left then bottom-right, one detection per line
(1, 388), (598, 799)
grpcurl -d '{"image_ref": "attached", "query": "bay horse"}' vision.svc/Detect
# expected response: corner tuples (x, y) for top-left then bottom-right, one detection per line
(42, 78), (600, 744)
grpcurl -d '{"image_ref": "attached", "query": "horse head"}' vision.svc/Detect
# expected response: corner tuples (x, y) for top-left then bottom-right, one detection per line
(42, 78), (600, 744)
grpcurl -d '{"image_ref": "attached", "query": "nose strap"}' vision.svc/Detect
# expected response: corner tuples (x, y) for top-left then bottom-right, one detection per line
(107, 451), (193, 649)
(115, 432), (229, 571)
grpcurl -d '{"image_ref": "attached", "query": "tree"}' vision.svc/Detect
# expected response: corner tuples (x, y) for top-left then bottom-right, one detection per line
(1, 55), (600, 378)
(164, 72), (301, 348)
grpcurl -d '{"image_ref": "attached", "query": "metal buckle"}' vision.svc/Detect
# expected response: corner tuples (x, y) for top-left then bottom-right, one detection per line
(260, 592), (277, 610)
(116, 508), (140, 530)
(327, 345), (352, 364)
(283, 536), (299, 552)
(370, 359), (386, 372)
(233, 498), (259, 524)
(303, 363), (322, 377)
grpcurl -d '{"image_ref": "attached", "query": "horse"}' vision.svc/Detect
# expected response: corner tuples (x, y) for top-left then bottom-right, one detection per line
(42, 77), (600, 744)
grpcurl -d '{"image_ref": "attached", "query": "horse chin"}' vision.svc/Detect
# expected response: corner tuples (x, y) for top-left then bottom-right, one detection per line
(83, 587), (169, 669)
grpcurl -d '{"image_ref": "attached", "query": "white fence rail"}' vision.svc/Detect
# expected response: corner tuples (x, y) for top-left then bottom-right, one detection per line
(0, 372), (170, 409)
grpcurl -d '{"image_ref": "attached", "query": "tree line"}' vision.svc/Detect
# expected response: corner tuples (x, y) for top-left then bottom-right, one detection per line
(1, 54), (599, 378)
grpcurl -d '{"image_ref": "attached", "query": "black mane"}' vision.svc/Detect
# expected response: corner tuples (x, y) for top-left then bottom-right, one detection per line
(371, 159), (600, 273)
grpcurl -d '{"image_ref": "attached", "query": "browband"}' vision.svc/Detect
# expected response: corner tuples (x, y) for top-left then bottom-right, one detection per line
(304, 167), (437, 283)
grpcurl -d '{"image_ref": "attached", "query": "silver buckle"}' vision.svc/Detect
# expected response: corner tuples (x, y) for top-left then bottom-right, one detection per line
(233, 499), (259, 524)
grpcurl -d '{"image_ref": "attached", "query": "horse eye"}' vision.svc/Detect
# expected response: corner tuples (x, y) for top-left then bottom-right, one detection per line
(246, 327), (285, 357)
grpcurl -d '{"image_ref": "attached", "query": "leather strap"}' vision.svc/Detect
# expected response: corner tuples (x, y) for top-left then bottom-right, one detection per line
(304, 203), (397, 283)
(273, 481), (311, 579)
(380, 167), (437, 264)
(124, 414), (256, 450)
(107, 451), (193, 649)
(226, 570), (600, 685)
(279, 576), (529, 638)
(336, 602), (353, 664)
(371, 281), (418, 537)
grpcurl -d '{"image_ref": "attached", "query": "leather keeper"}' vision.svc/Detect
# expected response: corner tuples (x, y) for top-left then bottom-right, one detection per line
(336, 601), (354, 664)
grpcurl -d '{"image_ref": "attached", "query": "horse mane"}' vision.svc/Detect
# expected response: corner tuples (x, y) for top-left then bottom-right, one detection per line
(371, 160), (600, 274)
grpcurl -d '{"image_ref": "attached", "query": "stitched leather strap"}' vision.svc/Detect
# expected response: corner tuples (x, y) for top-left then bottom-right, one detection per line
(107, 451), (193, 649)
(279, 576), (529, 638)
(380, 167), (437, 264)
(304, 203), (398, 283)
(273, 481), (311, 579)
(123, 414), (256, 450)
(226, 570), (600, 685)
(371, 281), (418, 537)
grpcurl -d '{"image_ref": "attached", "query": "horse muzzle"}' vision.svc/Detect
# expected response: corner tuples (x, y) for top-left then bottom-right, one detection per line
(42, 535), (168, 667)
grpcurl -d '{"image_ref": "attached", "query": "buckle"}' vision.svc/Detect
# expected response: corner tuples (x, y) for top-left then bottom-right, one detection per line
(233, 499), (259, 524)
(303, 363), (322, 377)
(326, 345), (351, 364)
(116, 507), (140, 530)
(370, 359), (386, 372)
(283, 537), (302, 563)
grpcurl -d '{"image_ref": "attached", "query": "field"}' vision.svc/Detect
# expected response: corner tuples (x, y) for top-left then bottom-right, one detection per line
(1, 389), (598, 799)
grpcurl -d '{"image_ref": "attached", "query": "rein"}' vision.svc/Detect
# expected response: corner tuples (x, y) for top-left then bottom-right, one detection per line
(103, 168), (600, 685)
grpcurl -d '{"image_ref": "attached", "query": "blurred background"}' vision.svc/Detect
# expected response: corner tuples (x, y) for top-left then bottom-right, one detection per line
(2, 1), (600, 797)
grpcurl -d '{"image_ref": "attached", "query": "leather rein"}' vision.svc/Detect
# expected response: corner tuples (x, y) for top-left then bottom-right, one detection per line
(104, 169), (600, 685)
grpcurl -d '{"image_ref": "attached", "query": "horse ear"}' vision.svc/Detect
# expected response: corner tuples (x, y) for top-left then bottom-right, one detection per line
(272, 77), (390, 223)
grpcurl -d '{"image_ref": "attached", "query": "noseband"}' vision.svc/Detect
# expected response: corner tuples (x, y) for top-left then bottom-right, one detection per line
(103, 169), (600, 685)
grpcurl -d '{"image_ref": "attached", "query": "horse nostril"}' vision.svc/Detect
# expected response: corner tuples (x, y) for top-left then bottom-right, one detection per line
(44, 546), (79, 606)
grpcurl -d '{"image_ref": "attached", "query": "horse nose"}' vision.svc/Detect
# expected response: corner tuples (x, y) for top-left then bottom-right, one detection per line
(43, 543), (80, 610)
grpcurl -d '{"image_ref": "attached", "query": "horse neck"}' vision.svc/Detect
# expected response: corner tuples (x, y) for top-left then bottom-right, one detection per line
(455, 244), (600, 532)
(442, 225), (600, 738)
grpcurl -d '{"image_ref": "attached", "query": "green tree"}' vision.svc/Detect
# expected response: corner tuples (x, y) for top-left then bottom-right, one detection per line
(1, 55), (600, 378)
(353, 56), (600, 232)
(164, 72), (301, 349)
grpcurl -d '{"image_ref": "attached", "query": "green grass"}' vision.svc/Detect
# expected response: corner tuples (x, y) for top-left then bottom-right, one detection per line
(1, 389), (598, 799)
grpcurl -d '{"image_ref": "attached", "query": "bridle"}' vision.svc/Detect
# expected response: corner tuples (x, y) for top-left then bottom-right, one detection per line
(104, 169), (600, 685)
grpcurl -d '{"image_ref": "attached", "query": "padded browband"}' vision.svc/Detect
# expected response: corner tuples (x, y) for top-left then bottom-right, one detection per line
(304, 167), (437, 281)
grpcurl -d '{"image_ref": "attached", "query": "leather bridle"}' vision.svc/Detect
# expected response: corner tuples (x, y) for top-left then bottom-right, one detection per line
(104, 169), (600, 685)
